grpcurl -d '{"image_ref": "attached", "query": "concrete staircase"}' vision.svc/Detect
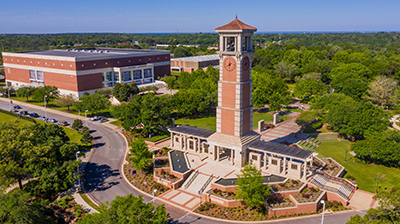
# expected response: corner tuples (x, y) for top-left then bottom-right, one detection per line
(182, 171), (215, 195)
(310, 174), (354, 200)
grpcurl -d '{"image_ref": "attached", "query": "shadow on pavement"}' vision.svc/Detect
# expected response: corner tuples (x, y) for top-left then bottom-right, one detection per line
(83, 162), (120, 193)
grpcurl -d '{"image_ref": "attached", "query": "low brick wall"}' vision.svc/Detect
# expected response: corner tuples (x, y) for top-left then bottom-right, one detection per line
(326, 191), (348, 206)
(202, 193), (243, 207)
(210, 181), (237, 192)
(154, 176), (184, 190)
(268, 191), (326, 217)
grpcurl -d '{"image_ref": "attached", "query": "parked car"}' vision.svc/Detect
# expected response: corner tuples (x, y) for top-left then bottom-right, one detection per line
(19, 110), (28, 115)
(38, 116), (47, 121)
(48, 118), (57, 123)
(100, 117), (109, 123)
(13, 105), (21, 109)
(29, 113), (39, 118)
(12, 109), (19, 113)
(91, 116), (101, 121)
(57, 121), (69, 126)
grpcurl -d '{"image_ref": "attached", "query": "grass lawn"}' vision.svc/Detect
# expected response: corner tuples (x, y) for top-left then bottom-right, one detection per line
(314, 137), (400, 193)
(287, 83), (296, 92)
(79, 192), (100, 211)
(110, 120), (122, 127)
(175, 112), (291, 131)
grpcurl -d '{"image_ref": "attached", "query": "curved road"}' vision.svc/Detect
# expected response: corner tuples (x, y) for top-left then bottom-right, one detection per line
(0, 100), (366, 223)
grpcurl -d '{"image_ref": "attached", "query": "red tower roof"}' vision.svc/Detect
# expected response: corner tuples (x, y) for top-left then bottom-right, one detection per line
(215, 19), (257, 31)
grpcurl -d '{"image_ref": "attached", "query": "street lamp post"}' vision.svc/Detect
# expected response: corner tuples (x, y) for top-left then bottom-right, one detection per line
(153, 189), (157, 205)
(321, 199), (325, 224)
(76, 151), (81, 190)
(44, 95), (47, 119)
(85, 110), (88, 126)
(8, 87), (11, 111)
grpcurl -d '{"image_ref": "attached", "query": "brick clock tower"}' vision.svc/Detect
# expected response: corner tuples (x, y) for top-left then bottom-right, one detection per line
(215, 18), (257, 137)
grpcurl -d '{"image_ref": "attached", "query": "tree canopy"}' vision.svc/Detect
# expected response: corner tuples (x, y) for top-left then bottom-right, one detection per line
(78, 194), (169, 224)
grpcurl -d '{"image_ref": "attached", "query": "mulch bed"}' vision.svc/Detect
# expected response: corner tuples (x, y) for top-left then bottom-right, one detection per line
(271, 179), (304, 192)
(123, 159), (169, 196)
(207, 188), (236, 200)
(321, 158), (342, 176)
(267, 194), (295, 208)
(195, 202), (269, 221)
(51, 195), (86, 224)
(293, 187), (323, 203)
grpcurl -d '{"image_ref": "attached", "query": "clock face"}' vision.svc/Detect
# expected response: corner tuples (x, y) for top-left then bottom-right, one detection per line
(224, 57), (236, 72)
(243, 57), (250, 71)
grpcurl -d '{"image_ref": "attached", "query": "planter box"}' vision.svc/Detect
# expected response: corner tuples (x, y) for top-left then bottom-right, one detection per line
(202, 193), (243, 208)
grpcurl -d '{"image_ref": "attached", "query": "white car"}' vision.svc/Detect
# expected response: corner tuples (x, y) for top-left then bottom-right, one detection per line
(91, 116), (101, 121)
(38, 116), (47, 121)
(48, 118), (57, 123)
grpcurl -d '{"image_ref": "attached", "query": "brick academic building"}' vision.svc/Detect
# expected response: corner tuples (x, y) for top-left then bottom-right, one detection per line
(2, 48), (170, 98)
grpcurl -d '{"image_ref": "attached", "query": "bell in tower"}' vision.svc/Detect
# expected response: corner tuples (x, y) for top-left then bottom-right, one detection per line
(214, 18), (257, 137)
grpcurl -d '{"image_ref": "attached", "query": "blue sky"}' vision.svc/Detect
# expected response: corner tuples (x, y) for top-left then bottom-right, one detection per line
(1, 0), (399, 34)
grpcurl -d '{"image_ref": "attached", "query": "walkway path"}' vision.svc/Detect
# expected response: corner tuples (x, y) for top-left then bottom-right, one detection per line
(260, 112), (308, 144)
(391, 114), (400, 131)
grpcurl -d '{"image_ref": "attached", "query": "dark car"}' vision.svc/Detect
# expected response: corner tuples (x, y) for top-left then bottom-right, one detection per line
(13, 105), (22, 109)
(100, 117), (109, 123)
(19, 110), (28, 115)
(29, 113), (39, 118)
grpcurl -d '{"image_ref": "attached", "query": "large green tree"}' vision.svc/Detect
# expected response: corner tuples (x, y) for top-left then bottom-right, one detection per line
(113, 82), (139, 102)
(76, 92), (110, 115)
(16, 86), (36, 101)
(364, 76), (398, 106)
(54, 94), (76, 110)
(294, 78), (328, 99)
(31, 85), (59, 102)
(129, 139), (152, 172)
(113, 93), (172, 136)
(78, 194), (169, 224)
(234, 164), (271, 210)
(252, 68), (291, 111)
(0, 190), (51, 223)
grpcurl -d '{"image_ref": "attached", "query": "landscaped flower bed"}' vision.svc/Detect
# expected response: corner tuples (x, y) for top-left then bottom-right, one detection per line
(271, 179), (304, 192)
(267, 194), (295, 208)
(207, 188), (236, 200)
(154, 170), (179, 182)
(321, 158), (342, 176)
(195, 202), (269, 221)
(154, 147), (171, 158)
(293, 187), (323, 203)
(124, 159), (169, 196)
(154, 159), (170, 168)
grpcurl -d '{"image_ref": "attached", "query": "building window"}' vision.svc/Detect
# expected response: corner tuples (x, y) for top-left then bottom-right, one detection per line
(29, 70), (44, 85)
(113, 72), (119, 82)
(144, 69), (152, 78)
(271, 159), (277, 165)
(123, 71), (131, 82)
(291, 164), (298, 170)
(134, 70), (142, 79)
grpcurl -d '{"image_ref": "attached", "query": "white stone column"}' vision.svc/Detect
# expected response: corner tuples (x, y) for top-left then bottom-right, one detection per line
(231, 149), (234, 165)
(170, 132), (173, 148)
(283, 157), (286, 176)
(217, 146), (220, 161)
(118, 72), (122, 83)
(303, 161), (307, 180)
(220, 35), (224, 51)
(237, 34), (242, 52)
(264, 154), (267, 169)
(183, 135), (187, 150)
